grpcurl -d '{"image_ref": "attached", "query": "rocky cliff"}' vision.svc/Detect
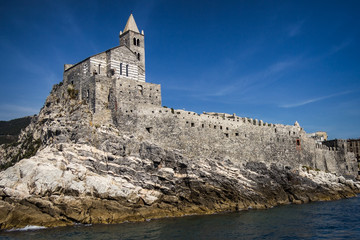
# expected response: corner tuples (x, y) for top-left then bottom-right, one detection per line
(0, 83), (359, 230)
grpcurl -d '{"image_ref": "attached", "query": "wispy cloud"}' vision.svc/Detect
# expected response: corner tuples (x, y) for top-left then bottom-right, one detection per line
(287, 20), (305, 37)
(0, 39), (59, 86)
(328, 39), (352, 55)
(207, 57), (301, 97)
(279, 90), (353, 108)
(0, 104), (40, 120)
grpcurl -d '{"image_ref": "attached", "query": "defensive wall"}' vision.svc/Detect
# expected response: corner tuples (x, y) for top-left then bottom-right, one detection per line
(60, 13), (358, 179)
(75, 75), (359, 179)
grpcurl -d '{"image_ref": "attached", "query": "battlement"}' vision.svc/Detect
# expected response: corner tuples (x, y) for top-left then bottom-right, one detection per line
(60, 14), (359, 179)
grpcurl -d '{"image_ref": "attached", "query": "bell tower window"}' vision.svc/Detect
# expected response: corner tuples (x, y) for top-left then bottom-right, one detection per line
(133, 38), (136, 45)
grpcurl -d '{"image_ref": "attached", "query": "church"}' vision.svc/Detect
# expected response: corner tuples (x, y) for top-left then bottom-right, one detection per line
(63, 14), (161, 113)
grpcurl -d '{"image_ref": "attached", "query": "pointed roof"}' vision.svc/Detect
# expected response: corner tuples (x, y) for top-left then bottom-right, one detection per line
(123, 14), (140, 33)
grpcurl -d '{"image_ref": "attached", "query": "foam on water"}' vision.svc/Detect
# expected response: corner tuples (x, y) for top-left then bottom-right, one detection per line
(7, 225), (47, 232)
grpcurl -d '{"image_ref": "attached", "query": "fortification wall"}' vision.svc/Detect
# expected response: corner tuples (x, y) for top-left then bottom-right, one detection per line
(108, 99), (357, 178)
(82, 75), (161, 125)
(62, 71), (357, 179)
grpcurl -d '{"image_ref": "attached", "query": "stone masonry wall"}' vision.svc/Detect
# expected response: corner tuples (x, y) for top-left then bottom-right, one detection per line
(106, 46), (144, 82)
(120, 31), (145, 71)
(63, 70), (358, 179)
(108, 97), (358, 179)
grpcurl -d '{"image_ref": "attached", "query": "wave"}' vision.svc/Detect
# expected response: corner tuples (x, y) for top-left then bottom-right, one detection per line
(7, 225), (47, 232)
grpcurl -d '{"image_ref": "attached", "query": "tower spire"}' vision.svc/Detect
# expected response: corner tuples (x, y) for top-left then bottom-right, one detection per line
(123, 13), (140, 33)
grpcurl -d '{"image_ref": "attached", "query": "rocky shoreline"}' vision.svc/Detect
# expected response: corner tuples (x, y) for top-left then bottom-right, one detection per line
(1, 84), (359, 230)
(1, 142), (359, 230)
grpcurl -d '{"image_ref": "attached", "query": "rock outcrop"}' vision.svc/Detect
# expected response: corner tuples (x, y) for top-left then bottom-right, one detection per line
(0, 83), (359, 230)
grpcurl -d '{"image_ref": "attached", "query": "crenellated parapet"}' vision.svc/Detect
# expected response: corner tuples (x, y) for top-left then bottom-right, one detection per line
(59, 14), (359, 179)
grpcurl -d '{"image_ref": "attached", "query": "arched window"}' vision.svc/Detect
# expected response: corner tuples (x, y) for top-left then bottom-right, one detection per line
(137, 53), (140, 60)
(126, 64), (129, 76)
(137, 39), (140, 46)
(120, 63), (122, 75)
(133, 38), (136, 45)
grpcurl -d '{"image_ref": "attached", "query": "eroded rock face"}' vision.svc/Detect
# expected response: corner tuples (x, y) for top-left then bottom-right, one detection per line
(0, 83), (359, 230)
(1, 141), (359, 230)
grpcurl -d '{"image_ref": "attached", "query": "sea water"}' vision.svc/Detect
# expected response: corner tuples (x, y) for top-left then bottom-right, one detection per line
(1, 196), (359, 240)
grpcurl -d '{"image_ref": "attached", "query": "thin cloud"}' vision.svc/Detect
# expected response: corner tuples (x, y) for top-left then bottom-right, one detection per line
(287, 20), (305, 37)
(279, 90), (353, 108)
(0, 104), (39, 120)
(0, 40), (59, 85)
(328, 39), (352, 55)
(208, 57), (301, 97)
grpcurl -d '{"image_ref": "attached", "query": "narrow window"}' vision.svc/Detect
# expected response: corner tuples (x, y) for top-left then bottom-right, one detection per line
(137, 85), (143, 95)
(296, 139), (301, 146)
(133, 38), (136, 45)
(191, 123), (195, 127)
(120, 63), (122, 75)
(98, 64), (101, 74)
(137, 53), (140, 60)
(202, 124), (204, 128)
(235, 133), (239, 136)
(126, 64), (129, 76)
(225, 133), (229, 138)
(137, 39), (140, 46)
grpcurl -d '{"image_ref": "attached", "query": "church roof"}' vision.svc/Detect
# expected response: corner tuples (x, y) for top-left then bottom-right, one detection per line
(123, 14), (140, 33)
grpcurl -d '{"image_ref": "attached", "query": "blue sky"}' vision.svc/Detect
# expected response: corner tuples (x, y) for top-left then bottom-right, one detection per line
(0, 0), (359, 139)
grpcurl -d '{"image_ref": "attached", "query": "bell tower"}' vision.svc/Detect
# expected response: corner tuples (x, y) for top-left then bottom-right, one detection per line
(119, 14), (145, 71)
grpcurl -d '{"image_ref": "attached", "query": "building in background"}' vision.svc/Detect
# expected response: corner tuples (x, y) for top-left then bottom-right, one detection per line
(306, 131), (328, 144)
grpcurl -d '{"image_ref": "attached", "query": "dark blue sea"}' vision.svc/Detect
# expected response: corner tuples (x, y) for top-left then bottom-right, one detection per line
(1, 196), (359, 240)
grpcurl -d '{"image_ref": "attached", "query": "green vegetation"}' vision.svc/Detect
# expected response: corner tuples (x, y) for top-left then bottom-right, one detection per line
(67, 86), (79, 99)
(0, 116), (32, 145)
(0, 134), (42, 171)
(302, 165), (321, 173)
